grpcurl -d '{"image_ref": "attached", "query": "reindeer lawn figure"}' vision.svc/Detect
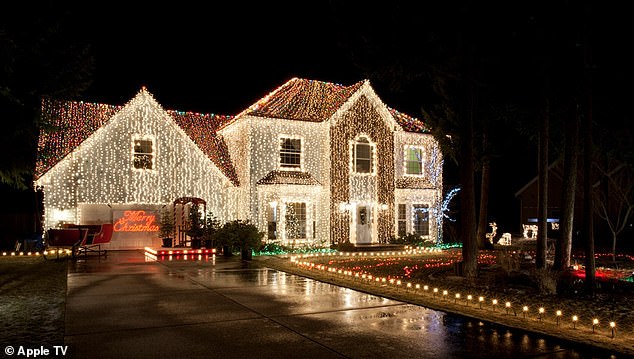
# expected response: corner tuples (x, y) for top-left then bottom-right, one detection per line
(486, 222), (498, 244)
(499, 232), (512, 246)
(522, 224), (538, 239)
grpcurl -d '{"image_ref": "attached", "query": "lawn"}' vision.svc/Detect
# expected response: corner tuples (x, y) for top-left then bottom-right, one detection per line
(0, 256), (67, 348)
(274, 247), (634, 356)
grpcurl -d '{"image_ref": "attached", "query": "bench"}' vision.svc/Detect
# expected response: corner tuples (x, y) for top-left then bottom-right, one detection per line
(45, 228), (88, 259)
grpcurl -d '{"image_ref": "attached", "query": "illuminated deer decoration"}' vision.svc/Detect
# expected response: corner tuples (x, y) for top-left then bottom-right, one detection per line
(486, 222), (497, 244)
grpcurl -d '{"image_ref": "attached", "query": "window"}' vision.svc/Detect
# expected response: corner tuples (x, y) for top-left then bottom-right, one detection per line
(397, 204), (407, 237)
(405, 147), (424, 175)
(312, 203), (316, 239)
(285, 202), (306, 239)
(280, 137), (301, 169)
(353, 136), (374, 174)
(133, 138), (153, 170)
(267, 204), (277, 240)
(413, 204), (429, 236)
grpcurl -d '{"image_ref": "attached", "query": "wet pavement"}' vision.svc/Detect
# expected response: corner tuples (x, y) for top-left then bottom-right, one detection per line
(65, 251), (620, 358)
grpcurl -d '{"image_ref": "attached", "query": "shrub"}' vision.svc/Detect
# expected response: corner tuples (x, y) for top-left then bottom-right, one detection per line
(497, 249), (520, 275)
(532, 268), (558, 295)
(388, 233), (424, 246)
(215, 219), (264, 251)
(258, 242), (285, 255)
(331, 240), (355, 252)
(185, 203), (204, 238)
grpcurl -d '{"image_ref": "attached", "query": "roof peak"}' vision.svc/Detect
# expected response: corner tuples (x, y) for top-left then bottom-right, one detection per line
(236, 77), (366, 122)
(286, 77), (368, 87)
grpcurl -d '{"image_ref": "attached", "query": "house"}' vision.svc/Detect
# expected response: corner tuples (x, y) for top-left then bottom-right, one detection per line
(34, 78), (443, 250)
(515, 158), (633, 247)
(514, 161), (569, 238)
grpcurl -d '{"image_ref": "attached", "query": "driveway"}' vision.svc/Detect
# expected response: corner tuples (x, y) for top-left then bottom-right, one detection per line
(65, 251), (605, 358)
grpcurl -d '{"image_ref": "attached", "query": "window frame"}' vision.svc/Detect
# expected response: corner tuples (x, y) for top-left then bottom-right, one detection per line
(412, 204), (430, 236)
(397, 203), (407, 237)
(404, 145), (425, 176)
(132, 135), (155, 171)
(351, 135), (376, 175)
(285, 202), (307, 239)
(279, 135), (303, 171)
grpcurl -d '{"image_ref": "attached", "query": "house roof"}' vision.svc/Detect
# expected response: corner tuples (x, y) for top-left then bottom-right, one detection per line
(256, 170), (321, 186)
(166, 110), (238, 185)
(388, 107), (430, 133)
(514, 160), (564, 198)
(35, 93), (239, 186)
(514, 158), (628, 198)
(225, 78), (430, 133)
(36, 98), (123, 180)
(36, 78), (431, 184)
(242, 78), (365, 122)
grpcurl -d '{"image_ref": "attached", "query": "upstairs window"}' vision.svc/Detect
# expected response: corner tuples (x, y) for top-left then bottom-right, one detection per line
(353, 136), (375, 174)
(133, 137), (153, 170)
(280, 137), (302, 169)
(405, 146), (424, 175)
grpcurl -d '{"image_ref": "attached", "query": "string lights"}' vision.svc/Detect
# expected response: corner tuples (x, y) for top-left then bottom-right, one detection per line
(35, 90), (236, 237)
(35, 78), (442, 248)
(289, 251), (629, 343)
(220, 78), (442, 245)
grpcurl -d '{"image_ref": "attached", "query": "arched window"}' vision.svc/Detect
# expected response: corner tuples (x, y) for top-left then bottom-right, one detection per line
(352, 136), (375, 174)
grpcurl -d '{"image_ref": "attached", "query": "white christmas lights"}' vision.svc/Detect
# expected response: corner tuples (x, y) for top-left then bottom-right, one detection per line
(36, 79), (443, 249)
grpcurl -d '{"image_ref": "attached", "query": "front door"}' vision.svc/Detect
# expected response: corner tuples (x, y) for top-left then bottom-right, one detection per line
(355, 205), (372, 244)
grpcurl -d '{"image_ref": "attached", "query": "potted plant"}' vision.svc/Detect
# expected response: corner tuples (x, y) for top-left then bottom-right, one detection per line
(236, 220), (264, 260)
(158, 208), (174, 248)
(186, 203), (204, 249)
(215, 220), (237, 256)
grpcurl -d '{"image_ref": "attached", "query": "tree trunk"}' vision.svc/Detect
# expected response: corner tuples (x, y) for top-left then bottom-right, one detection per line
(554, 102), (579, 270)
(612, 233), (617, 262)
(536, 96), (549, 270)
(460, 81), (478, 279)
(583, 96), (596, 295)
(476, 133), (492, 250)
(582, 1), (596, 295)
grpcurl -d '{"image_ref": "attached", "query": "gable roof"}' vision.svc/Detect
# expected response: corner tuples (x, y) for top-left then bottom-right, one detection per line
(388, 106), (430, 133)
(36, 79), (431, 185)
(223, 78), (430, 133)
(242, 77), (364, 122)
(514, 160), (563, 198)
(35, 89), (239, 186)
(36, 98), (123, 179)
(166, 110), (238, 185)
(256, 170), (321, 186)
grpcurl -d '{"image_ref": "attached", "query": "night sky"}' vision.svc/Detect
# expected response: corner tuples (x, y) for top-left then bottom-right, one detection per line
(72, 3), (364, 115)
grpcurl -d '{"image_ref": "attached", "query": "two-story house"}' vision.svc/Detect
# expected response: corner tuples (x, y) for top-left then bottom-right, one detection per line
(34, 78), (443, 249)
